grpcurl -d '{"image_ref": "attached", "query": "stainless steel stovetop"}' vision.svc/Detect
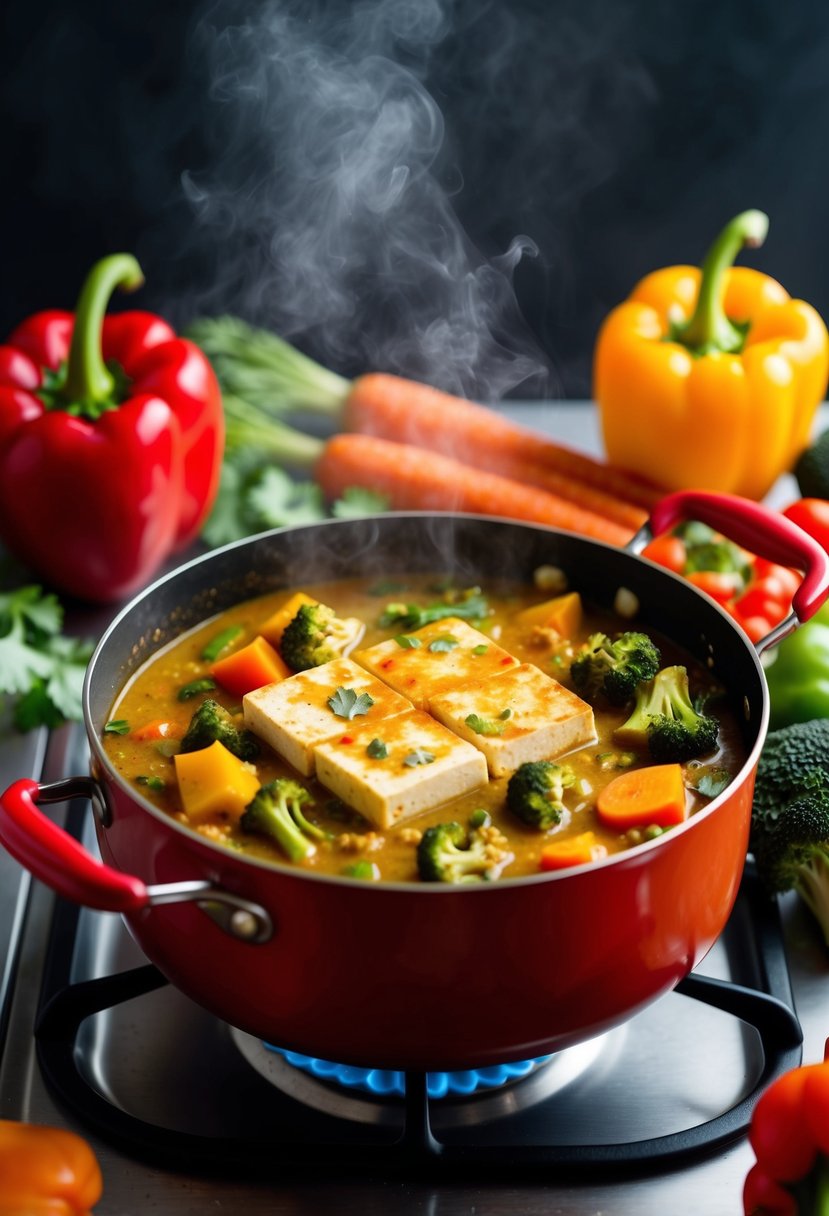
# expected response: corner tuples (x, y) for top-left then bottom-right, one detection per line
(2, 405), (829, 1215)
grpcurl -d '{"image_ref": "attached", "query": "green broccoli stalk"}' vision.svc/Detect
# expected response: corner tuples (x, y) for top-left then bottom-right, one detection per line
(751, 719), (829, 945)
(570, 630), (661, 705)
(416, 810), (514, 883)
(240, 777), (329, 863)
(279, 602), (365, 672)
(180, 698), (260, 761)
(506, 760), (577, 829)
(614, 665), (719, 762)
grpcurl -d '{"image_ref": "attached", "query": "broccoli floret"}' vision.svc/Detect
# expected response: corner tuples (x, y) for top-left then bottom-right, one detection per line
(570, 631), (661, 705)
(380, 589), (489, 631)
(180, 698), (259, 761)
(416, 810), (513, 883)
(279, 602), (364, 672)
(615, 665), (719, 762)
(240, 777), (329, 863)
(750, 722), (829, 945)
(506, 760), (577, 829)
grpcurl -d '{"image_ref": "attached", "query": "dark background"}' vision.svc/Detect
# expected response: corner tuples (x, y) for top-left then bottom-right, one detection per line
(3, 0), (829, 400)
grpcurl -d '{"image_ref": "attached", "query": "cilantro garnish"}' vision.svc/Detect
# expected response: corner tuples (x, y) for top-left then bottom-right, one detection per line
(428, 635), (459, 653)
(379, 591), (489, 631)
(693, 769), (732, 799)
(366, 738), (389, 759)
(104, 719), (130, 735)
(328, 686), (376, 720)
(136, 775), (166, 792)
(394, 634), (421, 650)
(0, 586), (94, 731)
(472, 644), (489, 656)
(403, 747), (436, 767)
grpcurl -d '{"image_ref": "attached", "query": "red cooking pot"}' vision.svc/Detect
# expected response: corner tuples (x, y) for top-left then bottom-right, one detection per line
(1, 491), (827, 1071)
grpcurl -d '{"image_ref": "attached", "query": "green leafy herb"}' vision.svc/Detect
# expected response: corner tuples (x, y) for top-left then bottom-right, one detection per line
(379, 591), (489, 631)
(394, 634), (421, 650)
(403, 747), (436, 767)
(136, 775), (166, 792)
(428, 635), (459, 653)
(201, 625), (244, 662)
(693, 769), (732, 799)
(331, 487), (390, 518)
(0, 586), (94, 731)
(465, 712), (508, 737)
(328, 686), (376, 720)
(104, 719), (130, 735)
(472, 644), (489, 656)
(367, 737), (389, 759)
(177, 677), (217, 701)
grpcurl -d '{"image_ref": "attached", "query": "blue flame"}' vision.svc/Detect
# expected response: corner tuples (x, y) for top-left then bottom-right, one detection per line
(264, 1044), (551, 1097)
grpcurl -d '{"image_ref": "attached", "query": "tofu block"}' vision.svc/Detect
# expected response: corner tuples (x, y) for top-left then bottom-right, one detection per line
(429, 663), (596, 777)
(242, 658), (413, 776)
(314, 710), (488, 829)
(353, 618), (519, 710)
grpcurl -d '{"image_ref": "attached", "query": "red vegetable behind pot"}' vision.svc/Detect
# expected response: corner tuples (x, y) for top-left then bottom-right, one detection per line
(0, 255), (224, 603)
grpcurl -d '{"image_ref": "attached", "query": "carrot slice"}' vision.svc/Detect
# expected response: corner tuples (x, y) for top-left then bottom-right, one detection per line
(211, 635), (291, 697)
(131, 719), (184, 742)
(539, 830), (608, 871)
(596, 764), (687, 831)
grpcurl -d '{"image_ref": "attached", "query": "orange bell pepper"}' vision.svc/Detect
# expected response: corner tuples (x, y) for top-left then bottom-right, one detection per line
(0, 1119), (102, 1215)
(594, 210), (829, 501)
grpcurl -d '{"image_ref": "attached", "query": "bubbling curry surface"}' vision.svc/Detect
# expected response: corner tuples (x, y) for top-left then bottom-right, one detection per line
(102, 574), (746, 882)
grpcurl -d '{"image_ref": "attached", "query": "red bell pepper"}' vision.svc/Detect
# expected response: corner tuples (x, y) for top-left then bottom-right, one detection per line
(745, 1043), (829, 1214)
(0, 255), (224, 602)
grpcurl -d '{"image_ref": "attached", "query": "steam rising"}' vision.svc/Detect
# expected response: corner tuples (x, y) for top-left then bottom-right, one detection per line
(182, 0), (553, 400)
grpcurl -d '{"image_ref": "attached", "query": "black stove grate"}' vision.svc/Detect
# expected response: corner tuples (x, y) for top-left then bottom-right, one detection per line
(32, 804), (803, 1179)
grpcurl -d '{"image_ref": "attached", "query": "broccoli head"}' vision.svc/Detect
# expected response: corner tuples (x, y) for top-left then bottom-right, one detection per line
(240, 777), (329, 863)
(614, 665), (719, 762)
(417, 810), (514, 883)
(506, 760), (577, 829)
(279, 602), (365, 672)
(570, 630), (661, 705)
(751, 790), (829, 947)
(180, 698), (260, 762)
(794, 428), (829, 500)
(752, 718), (829, 821)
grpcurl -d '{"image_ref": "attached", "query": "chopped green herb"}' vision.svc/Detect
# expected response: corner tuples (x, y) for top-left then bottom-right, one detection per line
(403, 747), (436, 767)
(465, 712), (508, 737)
(177, 677), (217, 701)
(394, 634), (421, 650)
(693, 769), (732, 799)
(0, 585), (94, 731)
(104, 719), (130, 735)
(428, 635), (459, 653)
(472, 644), (489, 656)
(328, 686), (376, 720)
(201, 625), (244, 662)
(379, 591), (489, 630)
(136, 775), (166, 792)
(342, 860), (381, 881)
(499, 708), (512, 720)
(367, 737), (389, 759)
(330, 487), (390, 518)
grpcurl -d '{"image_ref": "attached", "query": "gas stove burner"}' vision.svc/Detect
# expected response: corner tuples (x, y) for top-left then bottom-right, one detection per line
(262, 1044), (553, 1098)
(231, 1026), (615, 1127)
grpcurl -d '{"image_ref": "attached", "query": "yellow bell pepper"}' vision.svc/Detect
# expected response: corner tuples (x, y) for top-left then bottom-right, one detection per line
(0, 1119), (102, 1215)
(594, 210), (829, 500)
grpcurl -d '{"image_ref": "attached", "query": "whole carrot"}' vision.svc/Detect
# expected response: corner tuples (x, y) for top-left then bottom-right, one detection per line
(186, 318), (661, 518)
(315, 433), (634, 546)
(343, 373), (659, 515)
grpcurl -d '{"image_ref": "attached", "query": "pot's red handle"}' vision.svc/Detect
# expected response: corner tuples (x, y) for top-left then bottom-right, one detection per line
(646, 489), (829, 625)
(0, 777), (149, 912)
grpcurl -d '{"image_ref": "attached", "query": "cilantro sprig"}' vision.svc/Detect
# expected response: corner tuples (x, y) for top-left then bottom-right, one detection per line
(0, 585), (94, 731)
(328, 686), (376, 720)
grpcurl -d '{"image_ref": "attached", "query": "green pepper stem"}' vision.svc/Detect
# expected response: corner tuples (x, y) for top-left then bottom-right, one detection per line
(674, 210), (768, 355)
(63, 254), (144, 404)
